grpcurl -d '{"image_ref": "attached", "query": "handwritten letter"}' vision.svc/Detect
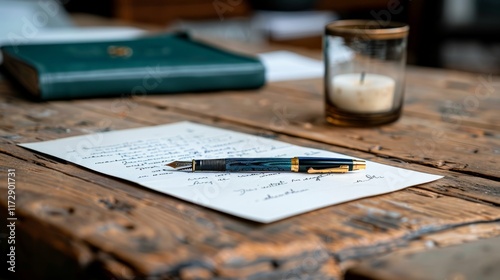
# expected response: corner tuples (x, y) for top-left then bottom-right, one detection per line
(20, 122), (442, 223)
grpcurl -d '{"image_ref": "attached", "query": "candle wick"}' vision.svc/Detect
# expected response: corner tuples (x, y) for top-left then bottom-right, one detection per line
(360, 72), (366, 85)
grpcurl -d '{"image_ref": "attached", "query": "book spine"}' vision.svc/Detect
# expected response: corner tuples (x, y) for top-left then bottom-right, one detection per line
(40, 65), (265, 100)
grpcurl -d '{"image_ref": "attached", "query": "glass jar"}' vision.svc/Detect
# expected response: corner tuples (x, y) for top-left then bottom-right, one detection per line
(324, 20), (409, 126)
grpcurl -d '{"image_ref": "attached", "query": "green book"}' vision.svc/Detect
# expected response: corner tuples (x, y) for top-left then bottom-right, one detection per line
(1, 33), (265, 101)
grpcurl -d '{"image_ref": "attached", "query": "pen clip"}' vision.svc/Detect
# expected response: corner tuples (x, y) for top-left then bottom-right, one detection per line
(307, 165), (350, 174)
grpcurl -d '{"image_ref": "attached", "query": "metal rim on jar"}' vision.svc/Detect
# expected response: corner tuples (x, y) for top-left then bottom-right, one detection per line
(325, 20), (409, 40)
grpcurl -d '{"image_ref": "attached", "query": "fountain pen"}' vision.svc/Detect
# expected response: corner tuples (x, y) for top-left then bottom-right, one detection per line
(166, 157), (366, 174)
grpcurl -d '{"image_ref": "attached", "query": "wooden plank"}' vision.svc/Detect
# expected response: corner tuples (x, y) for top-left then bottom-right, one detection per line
(339, 221), (500, 273)
(404, 66), (500, 130)
(1, 85), (499, 206)
(269, 70), (500, 131)
(1, 83), (500, 278)
(70, 98), (500, 206)
(2, 149), (500, 279)
(345, 236), (500, 280)
(190, 36), (500, 130)
(0, 67), (499, 277)
(129, 88), (499, 179)
(1, 14), (498, 280)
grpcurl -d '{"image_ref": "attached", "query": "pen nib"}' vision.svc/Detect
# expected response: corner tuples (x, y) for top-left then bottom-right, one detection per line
(166, 161), (192, 171)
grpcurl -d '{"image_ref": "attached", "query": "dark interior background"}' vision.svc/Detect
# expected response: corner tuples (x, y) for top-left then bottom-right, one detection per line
(64, 0), (500, 74)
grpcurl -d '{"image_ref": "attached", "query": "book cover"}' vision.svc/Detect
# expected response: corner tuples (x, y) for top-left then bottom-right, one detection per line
(1, 33), (265, 100)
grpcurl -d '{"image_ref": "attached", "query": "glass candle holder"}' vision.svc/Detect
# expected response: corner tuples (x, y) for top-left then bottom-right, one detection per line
(324, 20), (409, 126)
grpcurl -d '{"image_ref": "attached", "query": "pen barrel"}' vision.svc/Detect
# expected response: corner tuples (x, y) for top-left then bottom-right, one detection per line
(226, 158), (291, 172)
(297, 157), (355, 172)
(194, 157), (364, 172)
(196, 158), (292, 172)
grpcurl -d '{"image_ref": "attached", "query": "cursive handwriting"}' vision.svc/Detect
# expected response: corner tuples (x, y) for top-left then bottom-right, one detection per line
(355, 174), (384, 183)
(263, 188), (308, 201)
(302, 173), (332, 182)
(61, 123), (342, 207)
(261, 180), (287, 189)
(234, 188), (259, 196)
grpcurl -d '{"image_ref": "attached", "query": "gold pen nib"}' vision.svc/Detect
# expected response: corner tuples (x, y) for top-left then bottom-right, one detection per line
(166, 161), (192, 171)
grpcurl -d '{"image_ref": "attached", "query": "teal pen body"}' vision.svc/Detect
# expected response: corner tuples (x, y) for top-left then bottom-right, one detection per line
(196, 158), (291, 172)
(194, 157), (360, 172)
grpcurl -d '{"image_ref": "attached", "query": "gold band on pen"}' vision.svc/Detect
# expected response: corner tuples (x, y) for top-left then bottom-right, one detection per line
(352, 160), (366, 171)
(291, 157), (299, 172)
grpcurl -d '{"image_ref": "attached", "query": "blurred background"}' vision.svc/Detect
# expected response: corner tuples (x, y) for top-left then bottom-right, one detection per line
(2, 0), (500, 74)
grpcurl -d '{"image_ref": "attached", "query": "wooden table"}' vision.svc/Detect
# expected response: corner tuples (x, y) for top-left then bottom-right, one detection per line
(1, 32), (499, 280)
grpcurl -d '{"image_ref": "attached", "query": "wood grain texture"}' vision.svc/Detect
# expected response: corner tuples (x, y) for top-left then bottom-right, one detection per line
(1, 77), (500, 279)
(2, 85), (498, 206)
(191, 35), (499, 130)
(269, 68), (500, 131)
(345, 235), (500, 280)
(129, 85), (499, 179)
(69, 98), (500, 206)
(0, 30), (499, 279)
(1, 149), (500, 279)
(339, 221), (500, 273)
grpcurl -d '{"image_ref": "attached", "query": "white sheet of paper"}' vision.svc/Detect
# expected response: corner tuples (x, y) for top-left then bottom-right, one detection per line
(19, 122), (442, 223)
(252, 11), (337, 40)
(258, 51), (323, 82)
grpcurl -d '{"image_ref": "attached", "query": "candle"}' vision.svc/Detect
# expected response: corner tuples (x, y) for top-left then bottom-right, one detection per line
(330, 73), (395, 113)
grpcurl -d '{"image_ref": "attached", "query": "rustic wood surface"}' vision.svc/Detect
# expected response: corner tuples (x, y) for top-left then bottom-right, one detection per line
(344, 235), (500, 280)
(1, 17), (499, 280)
